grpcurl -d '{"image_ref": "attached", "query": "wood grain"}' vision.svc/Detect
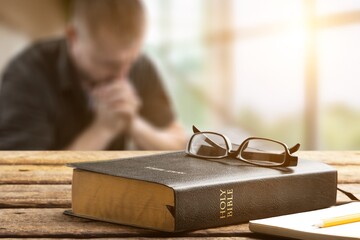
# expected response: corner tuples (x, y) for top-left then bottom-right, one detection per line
(1, 184), (358, 209)
(1, 164), (358, 184)
(0, 184), (70, 208)
(0, 151), (358, 239)
(0, 165), (72, 184)
(0, 151), (166, 165)
(0, 208), (254, 238)
(334, 165), (360, 183)
(0, 151), (359, 165)
(298, 151), (360, 165)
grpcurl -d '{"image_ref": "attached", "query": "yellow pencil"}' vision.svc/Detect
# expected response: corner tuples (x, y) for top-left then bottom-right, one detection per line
(314, 213), (360, 228)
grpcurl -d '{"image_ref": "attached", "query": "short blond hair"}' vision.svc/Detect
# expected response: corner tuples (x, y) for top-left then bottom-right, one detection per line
(71, 0), (146, 44)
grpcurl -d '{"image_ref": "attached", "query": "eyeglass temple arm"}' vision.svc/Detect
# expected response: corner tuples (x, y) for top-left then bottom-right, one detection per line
(289, 143), (300, 154)
(192, 125), (201, 133)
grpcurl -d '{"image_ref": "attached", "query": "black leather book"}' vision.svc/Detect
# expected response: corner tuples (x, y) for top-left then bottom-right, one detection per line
(65, 151), (337, 232)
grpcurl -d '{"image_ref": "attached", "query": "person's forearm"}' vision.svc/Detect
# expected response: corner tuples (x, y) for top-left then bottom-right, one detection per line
(130, 117), (187, 150)
(66, 121), (117, 150)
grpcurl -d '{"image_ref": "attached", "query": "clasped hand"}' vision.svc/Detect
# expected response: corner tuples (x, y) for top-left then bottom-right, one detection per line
(91, 78), (141, 134)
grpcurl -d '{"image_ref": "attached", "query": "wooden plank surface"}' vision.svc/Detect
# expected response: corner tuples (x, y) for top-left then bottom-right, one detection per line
(298, 151), (360, 165)
(1, 164), (358, 184)
(0, 151), (166, 165)
(0, 208), (263, 238)
(0, 184), (70, 208)
(0, 151), (359, 165)
(0, 151), (359, 239)
(1, 184), (358, 209)
(0, 165), (72, 184)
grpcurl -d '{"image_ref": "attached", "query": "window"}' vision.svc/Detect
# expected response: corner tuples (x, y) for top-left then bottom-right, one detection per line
(144, 0), (360, 149)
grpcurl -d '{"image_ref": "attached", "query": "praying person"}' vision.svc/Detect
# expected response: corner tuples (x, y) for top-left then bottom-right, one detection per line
(0, 0), (186, 150)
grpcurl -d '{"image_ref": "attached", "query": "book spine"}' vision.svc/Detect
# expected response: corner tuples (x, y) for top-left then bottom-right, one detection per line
(174, 170), (337, 231)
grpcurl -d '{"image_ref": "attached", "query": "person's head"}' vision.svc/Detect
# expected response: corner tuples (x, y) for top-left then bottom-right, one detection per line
(66, 0), (146, 86)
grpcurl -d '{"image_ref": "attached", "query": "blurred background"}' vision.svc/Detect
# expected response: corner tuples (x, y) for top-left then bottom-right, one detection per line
(1, 0), (360, 150)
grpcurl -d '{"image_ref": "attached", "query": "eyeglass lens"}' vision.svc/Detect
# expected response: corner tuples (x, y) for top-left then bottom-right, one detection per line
(239, 139), (286, 166)
(189, 133), (228, 158)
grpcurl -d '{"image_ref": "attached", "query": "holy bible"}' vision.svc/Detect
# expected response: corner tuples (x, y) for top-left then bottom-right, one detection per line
(65, 151), (337, 232)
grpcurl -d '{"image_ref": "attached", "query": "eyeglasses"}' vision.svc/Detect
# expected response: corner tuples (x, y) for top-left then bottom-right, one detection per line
(186, 126), (300, 167)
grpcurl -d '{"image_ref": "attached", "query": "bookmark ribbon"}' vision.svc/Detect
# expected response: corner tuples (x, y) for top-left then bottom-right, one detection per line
(337, 187), (359, 201)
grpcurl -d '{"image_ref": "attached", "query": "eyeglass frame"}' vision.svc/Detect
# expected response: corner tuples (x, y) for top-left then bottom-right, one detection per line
(186, 126), (299, 167)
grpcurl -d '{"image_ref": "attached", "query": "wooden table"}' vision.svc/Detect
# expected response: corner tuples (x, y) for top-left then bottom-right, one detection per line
(0, 151), (359, 239)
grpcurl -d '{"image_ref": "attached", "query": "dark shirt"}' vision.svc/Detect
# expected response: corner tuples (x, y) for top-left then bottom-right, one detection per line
(0, 39), (174, 150)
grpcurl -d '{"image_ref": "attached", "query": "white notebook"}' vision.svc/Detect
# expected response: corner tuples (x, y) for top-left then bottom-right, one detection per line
(249, 202), (360, 240)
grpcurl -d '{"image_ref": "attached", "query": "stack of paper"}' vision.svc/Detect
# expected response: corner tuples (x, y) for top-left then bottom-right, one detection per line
(250, 202), (360, 240)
